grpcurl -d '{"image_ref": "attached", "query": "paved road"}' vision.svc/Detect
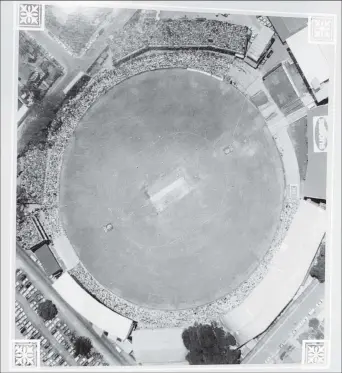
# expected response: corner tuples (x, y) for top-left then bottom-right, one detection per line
(26, 9), (137, 93)
(16, 291), (78, 366)
(16, 244), (135, 366)
(18, 8), (137, 154)
(244, 280), (324, 364)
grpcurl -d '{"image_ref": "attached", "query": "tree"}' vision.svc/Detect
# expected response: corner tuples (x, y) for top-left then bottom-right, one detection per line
(182, 322), (241, 365)
(308, 318), (320, 329)
(310, 243), (325, 283)
(20, 92), (65, 155)
(16, 186), (30, 224)
(74, 336), (93, 357)
(37, 300), (58, 321)
(31, 92), (64, 120)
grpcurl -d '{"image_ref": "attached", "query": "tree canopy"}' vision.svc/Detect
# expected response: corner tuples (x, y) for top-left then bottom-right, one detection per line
(182, 322), (241, 365)
(37, 299), (58, 321)
(74, 336), (93, 357)
(310, 243), (325, 283)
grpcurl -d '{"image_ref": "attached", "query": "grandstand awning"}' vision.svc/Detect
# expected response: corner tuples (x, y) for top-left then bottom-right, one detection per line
(53, 273), (134, 340)
(221, 200), (326, 346)
(268, 16), (307, 43)
(286, 27), (330, 102)
(304, 105), (328, 200)
(53, 235), (80, 270)
(132, 328), (188, 365)
(247, 26), (274, 62)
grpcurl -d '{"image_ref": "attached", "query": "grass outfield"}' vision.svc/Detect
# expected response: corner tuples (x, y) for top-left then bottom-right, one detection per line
(59, 69), (285, 310)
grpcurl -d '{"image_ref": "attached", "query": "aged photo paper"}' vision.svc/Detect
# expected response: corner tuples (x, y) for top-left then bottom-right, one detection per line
(1, 1), (341, 371)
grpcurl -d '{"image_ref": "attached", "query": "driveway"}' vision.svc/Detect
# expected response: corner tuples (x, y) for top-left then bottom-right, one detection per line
(244, 280), (324, 364)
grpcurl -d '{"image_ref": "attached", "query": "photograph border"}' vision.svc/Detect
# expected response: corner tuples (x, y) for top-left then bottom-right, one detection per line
(2, 1), (341, 372)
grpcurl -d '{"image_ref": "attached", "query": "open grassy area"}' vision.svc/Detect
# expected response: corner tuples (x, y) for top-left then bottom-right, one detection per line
(59, 69), (284, 310)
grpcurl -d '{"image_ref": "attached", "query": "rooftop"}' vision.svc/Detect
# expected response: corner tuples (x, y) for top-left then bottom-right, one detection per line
(304, 105), (328, 200)
(286, 27), (330, 102)
(268, 16), (308, 43)
(31, 242), (61, 276)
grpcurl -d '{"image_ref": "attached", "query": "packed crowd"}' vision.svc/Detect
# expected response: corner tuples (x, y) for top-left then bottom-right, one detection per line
(109, 18), (250, 63)
(41, 49), (238, 239)
(118, 49), (235, 81)
(16, 44), (301, 327)
(17, 49), (238, 250)
(45, 6), (112, 56)
(69, 198), (299, 329)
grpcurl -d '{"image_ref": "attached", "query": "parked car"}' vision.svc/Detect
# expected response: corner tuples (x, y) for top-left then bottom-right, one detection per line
(41, 340), (49, 348)
(46, 358), (54, 366)
(18, 315), (27, 324)
(35, 293), (43, 301)
(266, 49), (274, 58)
(31, 330), (39, 338)
(27, 288), (37, 298)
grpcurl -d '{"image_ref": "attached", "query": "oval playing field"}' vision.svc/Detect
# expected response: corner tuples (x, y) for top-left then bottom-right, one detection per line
(59, 69), (285, 310)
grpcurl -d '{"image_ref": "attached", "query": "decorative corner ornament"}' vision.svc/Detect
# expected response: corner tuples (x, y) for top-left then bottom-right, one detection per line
(17, 3), (45, 31)
(302, 340), (328, 365)
(308, 15), (336, 44)
(12, 340), (40, 368)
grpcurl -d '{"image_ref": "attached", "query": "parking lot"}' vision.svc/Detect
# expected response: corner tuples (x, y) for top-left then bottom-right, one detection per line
(15, 268), (107, 367)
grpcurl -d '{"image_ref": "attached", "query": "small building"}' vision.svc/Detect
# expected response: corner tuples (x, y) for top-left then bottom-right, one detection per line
(53, 272), (135, 341)
(245, 26), (274, 68)
(132, 328), (188, 365)
(63, 72), (91, 98)
(268, 16), (308, 44)
(30, 241), (62, 277)
(286, 27), (330, 103)
(303, 105), (328, 200)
